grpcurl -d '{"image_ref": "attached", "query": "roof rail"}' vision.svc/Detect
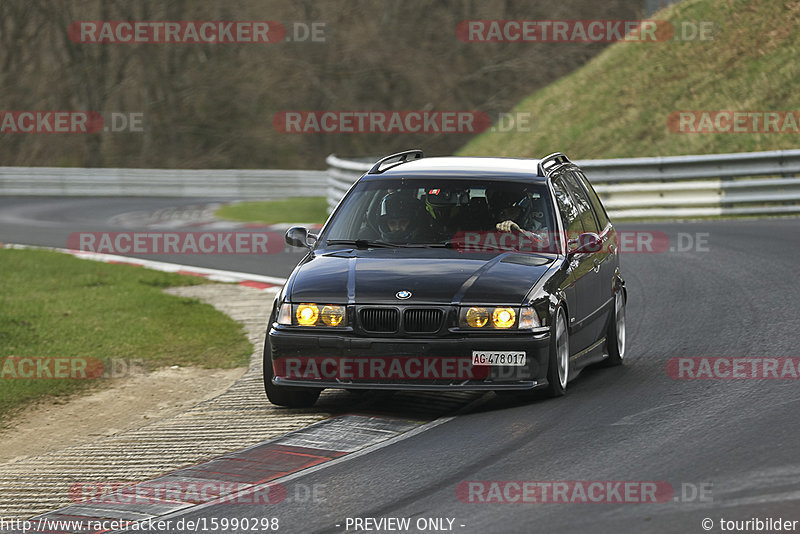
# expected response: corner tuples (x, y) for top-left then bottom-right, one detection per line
(367, 149), (424, 174)
(537, 152), (571, 177)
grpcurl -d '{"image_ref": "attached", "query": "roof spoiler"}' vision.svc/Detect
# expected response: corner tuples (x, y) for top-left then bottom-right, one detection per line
(537, 152), (571, 177)
(367, 149), (424, 174)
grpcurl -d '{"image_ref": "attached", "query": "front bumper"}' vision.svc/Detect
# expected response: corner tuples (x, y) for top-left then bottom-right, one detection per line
(268, 327), (551, 391)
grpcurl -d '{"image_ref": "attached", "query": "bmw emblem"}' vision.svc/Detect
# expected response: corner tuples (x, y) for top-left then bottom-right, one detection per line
(395, 290), (412, 300)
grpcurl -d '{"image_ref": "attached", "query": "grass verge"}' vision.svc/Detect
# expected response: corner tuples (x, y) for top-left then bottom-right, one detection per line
(215, 197), (329, 225)
(0, 249), (252, 425)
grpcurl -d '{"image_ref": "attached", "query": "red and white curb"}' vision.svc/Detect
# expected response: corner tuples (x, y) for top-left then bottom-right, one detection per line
(14, 415), (449, 534)
(0, 243), (287, 290)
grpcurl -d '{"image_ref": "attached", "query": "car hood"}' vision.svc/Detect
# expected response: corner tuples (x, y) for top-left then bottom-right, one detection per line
(287, 248), (554, 305)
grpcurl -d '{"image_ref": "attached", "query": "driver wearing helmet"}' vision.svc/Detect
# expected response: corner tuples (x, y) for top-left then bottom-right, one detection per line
(378, 192), (428, 243)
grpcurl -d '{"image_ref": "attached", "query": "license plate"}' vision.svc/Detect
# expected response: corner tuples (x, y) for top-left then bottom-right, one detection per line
(472, 351), (526, 366)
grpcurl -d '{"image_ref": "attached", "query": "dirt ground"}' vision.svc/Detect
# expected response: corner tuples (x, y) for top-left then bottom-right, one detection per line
(0, 365), (245, 465)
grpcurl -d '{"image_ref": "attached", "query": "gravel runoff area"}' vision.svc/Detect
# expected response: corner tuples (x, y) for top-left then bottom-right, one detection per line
(0, 284), (332, 521)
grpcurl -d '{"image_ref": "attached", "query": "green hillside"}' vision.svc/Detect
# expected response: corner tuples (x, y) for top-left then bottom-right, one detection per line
(459, 0), (800, 159)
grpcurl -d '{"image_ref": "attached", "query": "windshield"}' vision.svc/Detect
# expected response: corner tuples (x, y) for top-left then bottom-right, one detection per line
(321, 177), (558, 253)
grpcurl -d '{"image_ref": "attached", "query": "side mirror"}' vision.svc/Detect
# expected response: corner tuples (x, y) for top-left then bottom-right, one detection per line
(568, 232), (601, 255)
(285, 226), (313, 250)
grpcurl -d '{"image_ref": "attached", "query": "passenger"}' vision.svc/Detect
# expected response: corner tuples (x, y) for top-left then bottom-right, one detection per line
(377, 192), (429, 243)
(423, 188), (470, 237)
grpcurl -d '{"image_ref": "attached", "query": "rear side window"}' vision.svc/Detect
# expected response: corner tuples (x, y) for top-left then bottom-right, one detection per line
(552, 174), (584, 237)
(574, 170), (610, 229)
(562, 170), (599, 234)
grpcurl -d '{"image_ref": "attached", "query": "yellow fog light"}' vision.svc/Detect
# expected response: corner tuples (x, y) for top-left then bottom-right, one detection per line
(492, 307), (516, 329)
(466, 307), (489, 328)
(321, 305), (346, 327)
(296, 304), (319, 326)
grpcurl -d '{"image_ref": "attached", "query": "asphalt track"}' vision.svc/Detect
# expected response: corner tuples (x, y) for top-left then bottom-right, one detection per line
(0, 197), (308, 277)
(2, 197), (799, 533)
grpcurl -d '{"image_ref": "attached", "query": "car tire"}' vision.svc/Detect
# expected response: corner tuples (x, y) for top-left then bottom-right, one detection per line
(602, 290), (626, 367)
(262, 328), (321, 408)
(544, 308), (569, 397)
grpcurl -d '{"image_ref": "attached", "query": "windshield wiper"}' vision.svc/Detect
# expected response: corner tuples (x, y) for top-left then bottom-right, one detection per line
(436, 240), (550, 253)
(408, 242), (456, 248)
(325, 239), (399, 249)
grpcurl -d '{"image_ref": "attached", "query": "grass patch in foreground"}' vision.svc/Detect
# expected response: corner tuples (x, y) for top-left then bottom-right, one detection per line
(0, 249), (252, 424)
(215, 197), (328, 225)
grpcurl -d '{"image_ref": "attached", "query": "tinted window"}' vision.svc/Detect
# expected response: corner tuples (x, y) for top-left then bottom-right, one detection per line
(322, 177), (557, 250)
(574, 170), (610, 229)
(563, 170), (599, 234)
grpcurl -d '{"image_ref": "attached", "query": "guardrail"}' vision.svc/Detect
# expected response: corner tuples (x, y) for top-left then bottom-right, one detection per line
(5, 150), (799, 219)
(327, 150), (800, 219)
(0, 167), (328, 199)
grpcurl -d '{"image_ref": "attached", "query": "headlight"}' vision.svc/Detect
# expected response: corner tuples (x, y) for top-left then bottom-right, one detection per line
(460, 306), (521, 329)
(296, 303), (319, 326)
(492, 307), (516, 329)
(278, 303), (347, 327)
(320, 305), (346, 326)
(465, 307), (489, 328)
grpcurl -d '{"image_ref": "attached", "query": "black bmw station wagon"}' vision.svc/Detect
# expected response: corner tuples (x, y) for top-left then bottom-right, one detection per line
(264, 151), (626, 407)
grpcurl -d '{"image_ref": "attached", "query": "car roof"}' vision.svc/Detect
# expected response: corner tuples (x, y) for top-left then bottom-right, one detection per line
(361, 156), (550, 182)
